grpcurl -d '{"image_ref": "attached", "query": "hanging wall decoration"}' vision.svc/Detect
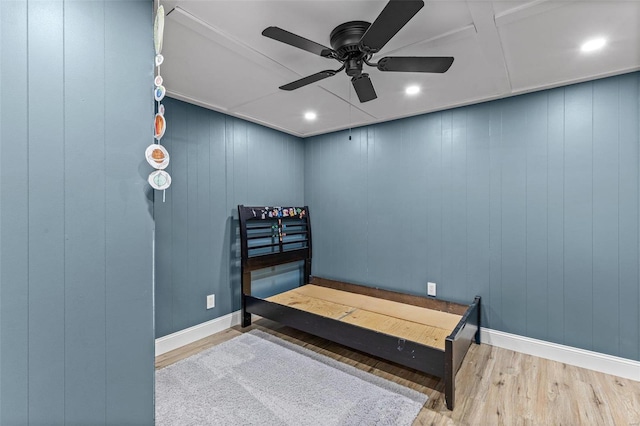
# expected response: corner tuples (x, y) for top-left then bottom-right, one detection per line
(148, 3), (171, 200)
(148, 170), (172, 190)
(145, 143), (170, 170)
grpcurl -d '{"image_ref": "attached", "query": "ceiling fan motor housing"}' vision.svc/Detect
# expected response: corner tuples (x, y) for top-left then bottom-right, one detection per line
(330, 21), (371, 77)
(330, 21), (370, 58)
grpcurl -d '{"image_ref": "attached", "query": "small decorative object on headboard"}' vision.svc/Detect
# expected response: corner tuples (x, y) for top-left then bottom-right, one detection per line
(237, 205), (312, 326)
(237, 205), (311, 269)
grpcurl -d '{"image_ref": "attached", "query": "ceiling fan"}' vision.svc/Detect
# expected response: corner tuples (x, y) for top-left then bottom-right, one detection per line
(262, 0), (454, 103)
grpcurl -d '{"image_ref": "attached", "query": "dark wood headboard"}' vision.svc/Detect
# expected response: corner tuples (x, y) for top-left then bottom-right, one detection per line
(237, 205), (312, 303)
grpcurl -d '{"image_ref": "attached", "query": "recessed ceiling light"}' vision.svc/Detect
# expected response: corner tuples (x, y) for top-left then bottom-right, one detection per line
(581, 37), (606, 53)
(304, 111), (317, 121)
(405, 85), (420, 95)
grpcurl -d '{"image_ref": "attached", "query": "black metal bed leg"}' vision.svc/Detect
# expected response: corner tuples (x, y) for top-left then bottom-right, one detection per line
(474, 296), (481, 344)
(241, 294), (251, 327)
(444, 337), (455, 410)
(445, 382), (455, 410)
(241, 269), (252, 327)
(241, 309), (252, 327)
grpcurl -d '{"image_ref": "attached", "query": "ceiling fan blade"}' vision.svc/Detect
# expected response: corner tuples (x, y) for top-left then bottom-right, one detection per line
(359, 0), (424, 53)
(280, 70), (337, 91)
(351, 73), (377, 103)
(377, 56), (454, 73)
(262, 26), (334, 58)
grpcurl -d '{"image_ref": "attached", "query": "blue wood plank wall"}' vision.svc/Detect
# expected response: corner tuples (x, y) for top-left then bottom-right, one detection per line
(0, 0), (154, 424)
(154, 98), (304, 338)
(304, 73), (640, 361)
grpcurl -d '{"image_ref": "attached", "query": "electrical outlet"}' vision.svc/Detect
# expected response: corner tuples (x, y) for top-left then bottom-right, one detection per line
(206, 294), (215, 309)
(427, 282), (437, 297)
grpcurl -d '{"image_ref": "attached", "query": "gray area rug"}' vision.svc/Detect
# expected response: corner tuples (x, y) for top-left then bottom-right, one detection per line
(156, 330), (427, 425)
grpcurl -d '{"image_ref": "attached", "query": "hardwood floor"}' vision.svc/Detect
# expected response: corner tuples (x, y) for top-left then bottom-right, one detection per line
(156, 319), (640, 425)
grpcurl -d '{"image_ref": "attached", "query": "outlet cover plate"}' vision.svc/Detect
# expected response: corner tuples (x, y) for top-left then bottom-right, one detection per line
(427, 282), (436, 297)
(206, 294), (215, 309)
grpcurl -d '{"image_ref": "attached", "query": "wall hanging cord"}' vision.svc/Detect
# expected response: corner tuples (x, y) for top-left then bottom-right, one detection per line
(147, 1), (172, 199)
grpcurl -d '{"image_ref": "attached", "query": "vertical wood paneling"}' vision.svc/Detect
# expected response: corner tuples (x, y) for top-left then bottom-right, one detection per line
(617, 73), (639, 360)
(466, 105), (491, 320)
(104, 2), (154, 423)
(226, 118), (241, 309)
(294, 133), (305, 204)
(303, 73), (640, 361)
(154, 99), (305, 337)
(525, 93), (549, 340)
(195, 107), (212, 326)
(546, 89), (565, 344)
(232, 118), (249, 207)
(64, 2), (107, 421)
(366, 124), (384, 286)
(27, 1), (65, 423)
(246, 126), (264, 202)
(186, 107), (203, 323)
(450, 110), (468, 301)
(331, 133), (341, 277)
(500, 97), (527, 335)
(563, 84), (594, 350)
(225, 118), (235, 211)
(488, 103), (503, 331)
(308, 134), (330, 279)
(169, 102), (190, 333)
(150, 101), (175, 336)
(1, 1), (154, 423)
(425, 115), (443, 294)
(0, 1), (29, 423)
(405, 117), (429, 293)
(154, 103), (174, 338)
(328, 129), (367, 283)
(367, 121), (408, 290)
(440, 111), (453, 299)
(209, 112), (228, 312)
(591, 78), (620, 354)
(322, 133), (337, 277)
(396, 119), (412, 290)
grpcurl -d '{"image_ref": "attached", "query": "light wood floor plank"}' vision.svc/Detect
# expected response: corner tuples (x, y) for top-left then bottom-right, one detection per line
(156, 319), (640, 425)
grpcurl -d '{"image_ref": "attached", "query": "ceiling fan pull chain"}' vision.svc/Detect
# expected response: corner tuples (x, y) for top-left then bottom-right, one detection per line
(349, 80), (352, 141)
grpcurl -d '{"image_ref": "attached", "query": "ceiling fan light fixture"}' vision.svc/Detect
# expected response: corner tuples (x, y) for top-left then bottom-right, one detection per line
(405, 85), (420, 95)
(304, 111), (317, 121)
(581, 37), (606, 53)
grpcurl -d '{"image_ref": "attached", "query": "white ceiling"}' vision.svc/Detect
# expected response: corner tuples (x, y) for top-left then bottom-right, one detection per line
(160, 0), (640, 137)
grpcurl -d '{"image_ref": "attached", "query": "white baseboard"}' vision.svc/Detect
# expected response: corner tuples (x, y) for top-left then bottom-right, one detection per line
(481, 328), (640, 381)
(155, 310), (244, 356)
(155, 314), (640, 382)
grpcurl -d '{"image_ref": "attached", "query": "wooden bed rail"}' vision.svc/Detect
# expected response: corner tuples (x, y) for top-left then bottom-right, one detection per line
(444, 296), (481, 409)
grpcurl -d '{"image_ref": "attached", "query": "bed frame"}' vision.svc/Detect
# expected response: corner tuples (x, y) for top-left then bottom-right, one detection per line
(238, 205), (481, 410)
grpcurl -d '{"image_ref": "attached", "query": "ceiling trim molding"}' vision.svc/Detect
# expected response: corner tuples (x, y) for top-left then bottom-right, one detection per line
(510, 66), (640, 96)
(166, 90), (304, 137)
(167, 6), (299, 82)
(170, 66), (640, 139)
(494, 0), (574, 28)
